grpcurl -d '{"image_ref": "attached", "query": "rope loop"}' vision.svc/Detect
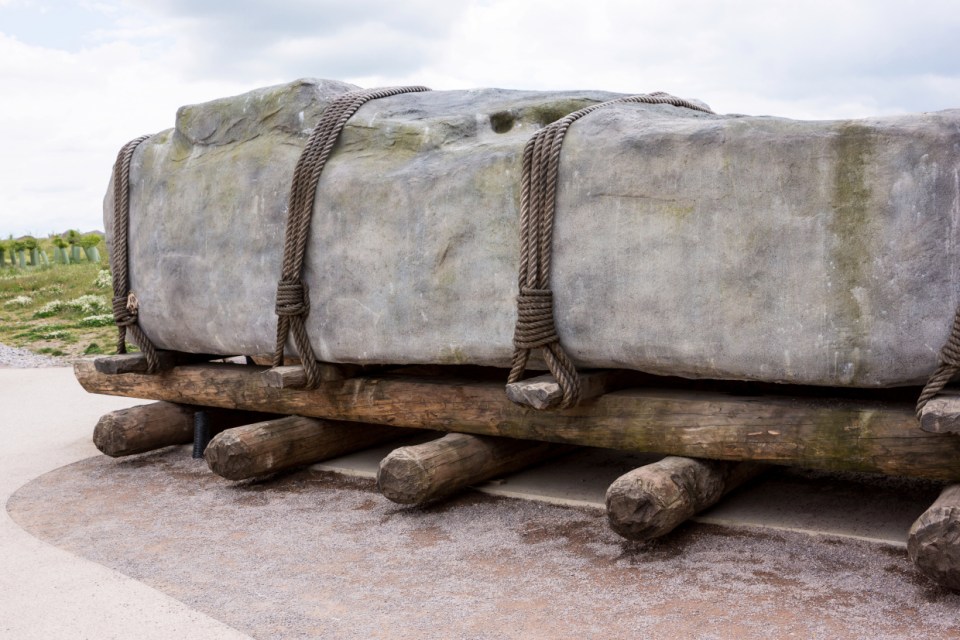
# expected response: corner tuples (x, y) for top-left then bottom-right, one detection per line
(275, 279), (309, 317)
(271, 85), (431, 385)
(507, 91), (714, 409)
(917, 305), (960, 418)
(110, 134), (161, 372)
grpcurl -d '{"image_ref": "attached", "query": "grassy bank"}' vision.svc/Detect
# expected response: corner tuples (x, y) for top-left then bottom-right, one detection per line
(0, 240), (117, 359)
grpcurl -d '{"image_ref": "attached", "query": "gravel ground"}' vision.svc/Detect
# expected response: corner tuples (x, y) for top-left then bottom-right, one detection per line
(9, 446), (960, 640)
(0, 342), (66, 368)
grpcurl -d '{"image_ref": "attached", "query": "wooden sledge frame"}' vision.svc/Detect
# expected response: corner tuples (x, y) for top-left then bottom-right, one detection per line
(75, 357), (960, 481)
(78, 355), (960, 589)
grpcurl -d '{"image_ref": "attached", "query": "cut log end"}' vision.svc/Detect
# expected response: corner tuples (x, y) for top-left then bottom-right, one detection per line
(203, 430), (254, 481)
(919, 396), (960, 434)
(606, 456), (765, 541)
(908, 484), (960, 590)
(376, 449), (431, 504)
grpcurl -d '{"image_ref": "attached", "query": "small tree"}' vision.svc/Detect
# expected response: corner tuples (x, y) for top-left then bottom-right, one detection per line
(22, 236), (39, 266)
(52, 236), (69, 264)
(12, 239), (26, 268)
(66, 229), (82, 263)
(0, 239), (6, 267)
(79, 234), (102, 263)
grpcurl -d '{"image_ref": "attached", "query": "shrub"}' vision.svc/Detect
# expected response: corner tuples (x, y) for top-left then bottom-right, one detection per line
(33, 300), (64, 318)
(79, 234), (102, 249)
(38, 329), (69, 340)
(65, 294), (109, 315)
(77, 314), (114, 327)
(84, 342), (104, 355)
(4, 295), (33, 307)
(94, 269), (112, 289)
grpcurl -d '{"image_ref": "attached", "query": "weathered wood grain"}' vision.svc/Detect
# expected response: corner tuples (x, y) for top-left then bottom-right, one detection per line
(908, 484), (960, 590)
(377, 433), (568, 504)
(606, 456), (766, 540)
(205, 415), (406, 481)
(93, 351), (215, 375)
(505, 370), (629, 409)
(93, 401), (194, 456)
(74, 360), (960, 480)
(262, 363), (362, 389)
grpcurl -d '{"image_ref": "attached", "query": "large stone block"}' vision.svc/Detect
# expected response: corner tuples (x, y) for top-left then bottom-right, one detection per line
(105, 78), (960, 387)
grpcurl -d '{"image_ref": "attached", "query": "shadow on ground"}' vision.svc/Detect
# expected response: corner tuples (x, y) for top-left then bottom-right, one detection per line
(8, 446), (960, 640)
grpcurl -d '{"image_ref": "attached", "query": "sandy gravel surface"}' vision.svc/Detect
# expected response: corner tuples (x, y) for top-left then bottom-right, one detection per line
(9, 446), (960, 640)
(0, 342), (66, 368)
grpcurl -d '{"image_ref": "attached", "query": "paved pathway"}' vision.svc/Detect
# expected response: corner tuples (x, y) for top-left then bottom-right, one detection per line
(0, 367), (249, 639)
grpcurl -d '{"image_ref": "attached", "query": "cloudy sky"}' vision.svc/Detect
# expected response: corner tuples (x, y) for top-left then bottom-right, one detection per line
(1, 0), (958, 237)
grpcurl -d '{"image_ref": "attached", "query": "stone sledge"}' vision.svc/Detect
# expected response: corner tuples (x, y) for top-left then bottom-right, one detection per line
(86, 79), (960, 590)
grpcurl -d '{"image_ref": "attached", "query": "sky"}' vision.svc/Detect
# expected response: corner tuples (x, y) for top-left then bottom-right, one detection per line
(0, 0), (958, 237)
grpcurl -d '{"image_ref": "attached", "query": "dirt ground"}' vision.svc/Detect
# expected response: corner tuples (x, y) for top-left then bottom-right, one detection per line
(8, 446), (960, 640)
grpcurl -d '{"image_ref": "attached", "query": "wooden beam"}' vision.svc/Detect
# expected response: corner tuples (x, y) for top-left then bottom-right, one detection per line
(205, 416), (406, 481)
(93, 402), (194, 456)
(377, 433), (568, 504)
(93, 402), (278, 457)
(93, 350), (215, 375)
(73, 360), (960, 480)
(908, 484), (960, 590)
(505, 370), (628, 409)
(605, 456), (766, 540)
(262, 363), (361, 389)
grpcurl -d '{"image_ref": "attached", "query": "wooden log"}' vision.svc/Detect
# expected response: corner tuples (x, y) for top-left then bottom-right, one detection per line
(262, 363), (361, 389)
(606, 456), (766, 541)
(377, 433), (568, 504)
(93, 401), (194, 457)
(204, 415), (406, 480)
(908, 484), (960, 590)
(919, 394), (960, 434)
(93, 350), (215, 375)
(73, 360), (960, 481)
(505, 370), (629, 409)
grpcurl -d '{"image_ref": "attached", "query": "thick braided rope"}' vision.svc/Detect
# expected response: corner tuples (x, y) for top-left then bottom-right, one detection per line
(110, 135), (160, 372)
(508, 92), (714, 409)
(273, 86), (431, 387)
(916, 306), (960, 418)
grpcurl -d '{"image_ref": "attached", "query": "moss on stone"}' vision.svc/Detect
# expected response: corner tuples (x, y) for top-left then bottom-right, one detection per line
(525, 98), (602, 127)
(828, 123), (879, 378)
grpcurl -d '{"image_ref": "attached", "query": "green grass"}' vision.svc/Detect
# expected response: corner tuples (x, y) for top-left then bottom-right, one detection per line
(0, 240), (119, 359)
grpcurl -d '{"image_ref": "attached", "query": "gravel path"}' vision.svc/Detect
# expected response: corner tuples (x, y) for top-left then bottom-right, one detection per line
(0, 342), (67, 368)
(9, 447), (960, 640)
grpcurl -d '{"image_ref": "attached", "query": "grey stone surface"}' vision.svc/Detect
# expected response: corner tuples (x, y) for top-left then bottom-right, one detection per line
(105, 78), (960, 387)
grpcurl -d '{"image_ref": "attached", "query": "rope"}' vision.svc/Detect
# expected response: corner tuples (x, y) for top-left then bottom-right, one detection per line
(508, 92), (714, 409)
(110, 135), (160, 372)
(917, 305), (960, 417)
(273, 86), (431, 387)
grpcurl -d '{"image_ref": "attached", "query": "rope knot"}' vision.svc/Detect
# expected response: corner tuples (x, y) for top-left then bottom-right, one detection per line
(276, 279), (309, 317)
(513, 287), (559, 350)
(112, 293), (139, 327)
